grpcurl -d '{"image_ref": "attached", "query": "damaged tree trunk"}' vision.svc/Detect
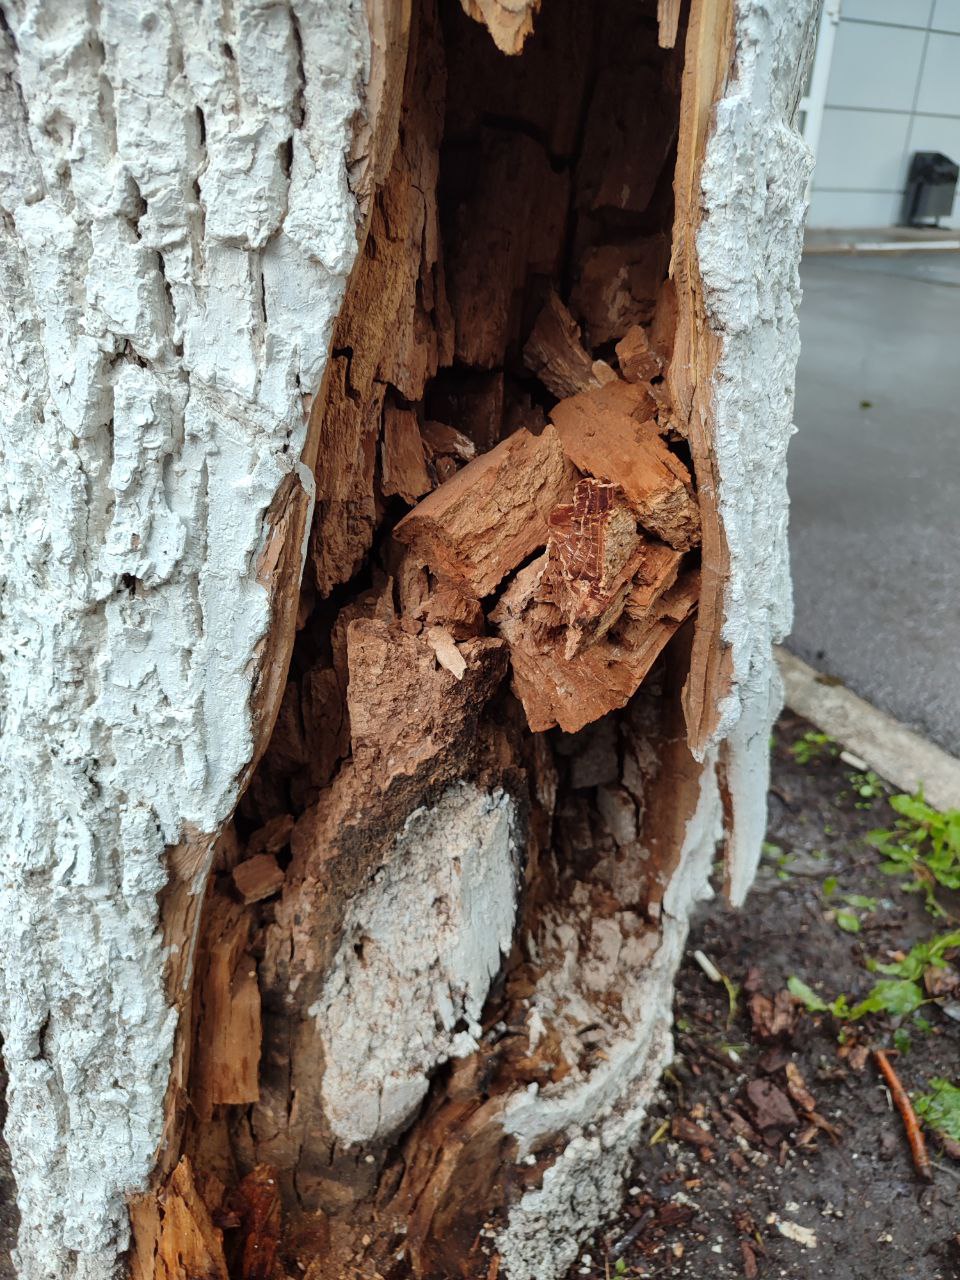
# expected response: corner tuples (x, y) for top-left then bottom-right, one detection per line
(0, 1), (818, 1278)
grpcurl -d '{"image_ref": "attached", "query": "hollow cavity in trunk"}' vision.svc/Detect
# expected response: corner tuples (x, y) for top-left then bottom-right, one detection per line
(144, 2), (718, 1277)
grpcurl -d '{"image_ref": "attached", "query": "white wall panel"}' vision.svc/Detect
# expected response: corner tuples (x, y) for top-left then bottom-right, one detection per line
(826, 21), (926, 110)
(915, 32), (960, 114)
(815, 107), (912, 189)
(932, 0), (960, 33)
(841, 0), (933, 28)
(808, 189), (904, 226)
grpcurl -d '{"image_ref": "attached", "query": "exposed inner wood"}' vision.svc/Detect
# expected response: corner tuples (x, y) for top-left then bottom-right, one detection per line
(133, 0), (732, 1276)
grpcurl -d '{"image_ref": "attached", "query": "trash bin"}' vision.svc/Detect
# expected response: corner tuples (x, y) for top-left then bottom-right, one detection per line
(902, 151), (959, 226)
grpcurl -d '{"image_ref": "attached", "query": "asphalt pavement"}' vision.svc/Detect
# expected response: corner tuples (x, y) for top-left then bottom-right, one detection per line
(787, 251), (960, 761)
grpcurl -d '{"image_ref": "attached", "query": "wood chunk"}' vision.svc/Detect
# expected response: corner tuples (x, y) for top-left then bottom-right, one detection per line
(492, 559), (699, 732)
(443, 130), (569, 369)
(570, 235), (670, 348)
(393, 425), (575, 598)
(149, 1157), (229, 1280)
(426, 626), (467, 680)
(657, 0), (683, 48)
(235, 1164), (282, 1280)
(420, 419), (477, 463)
(549, 479), (640, 600)
(426, 369), (505, 450)
(458, 0), (541, 55)
(343, 618), (509, 788)
(424, 580), (485, 639)
(582, 374), (659, 423)
(232, 853), (285, 905)
(543, 478), (646, 655)
(550, 385), (701, 550)
(624, 540), (684, 618)
(616, 325), (662, 384)
(381, 402), (432, 504)
(246, 813), (294, 859)
(192, 891), (262, 1122)
(523, 291), (616, 399)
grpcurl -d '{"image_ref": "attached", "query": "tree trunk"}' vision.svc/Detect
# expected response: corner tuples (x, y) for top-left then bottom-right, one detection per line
(0, 1), (817, 1278)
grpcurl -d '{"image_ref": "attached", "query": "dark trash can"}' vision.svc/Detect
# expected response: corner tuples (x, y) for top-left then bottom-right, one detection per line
(902, 151), (958, 226)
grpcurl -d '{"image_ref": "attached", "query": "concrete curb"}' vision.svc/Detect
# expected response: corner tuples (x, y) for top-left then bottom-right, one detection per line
(776, 647), (960, 813)
(803, 239), (960, 256)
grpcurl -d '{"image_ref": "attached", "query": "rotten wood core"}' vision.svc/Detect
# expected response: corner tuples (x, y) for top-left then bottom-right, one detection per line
(132, 0), (735, 1275)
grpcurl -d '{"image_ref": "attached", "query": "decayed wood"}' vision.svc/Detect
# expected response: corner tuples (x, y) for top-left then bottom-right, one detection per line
(669, 0), (737, 751)
(310, 1), (450, 596)
(381, 401), (432, 504)
(393, 425), (574, 597)
(443, 130), (569, 370)
(131, 1157), (229, 1280)
(624, 540), (684, 617)
(616, 324), (662, 383)
(444, 0), (592, 159)
(232, 853), (285, 905)
(544, 478), (645, 656)
(658, 0), (683, 48)
(550, 382), (701, 550)
(523, 291), (616, 399)
(427, 369), (505, 450)
(458, 0), (542, 55)
(145, 1), (755, 1275)
(570, 235), (671, 348)
(251, 620), (511, 1198)
(576, 65), (679, 217)
(420, 418), (476, 463)
(191, 890), (262, 1123)
(234, 1165), (283, 1280)
(492, 560), (699, 732)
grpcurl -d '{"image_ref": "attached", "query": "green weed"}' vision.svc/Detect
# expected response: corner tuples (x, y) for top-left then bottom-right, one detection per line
(867, 790), (960, 917)
(789, 731), (836, 766)
(914, 1079), (960, 1142)
(788, 928), (960, 1028)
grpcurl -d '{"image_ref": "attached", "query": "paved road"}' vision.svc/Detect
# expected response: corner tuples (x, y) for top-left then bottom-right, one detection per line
(788, 252), (960, 760)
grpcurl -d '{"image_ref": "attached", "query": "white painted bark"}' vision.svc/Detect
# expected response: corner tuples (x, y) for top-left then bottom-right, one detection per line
(0, 3), (367, 1277)
(701, 0), (819, 904)
(313, 785), (521, 1147)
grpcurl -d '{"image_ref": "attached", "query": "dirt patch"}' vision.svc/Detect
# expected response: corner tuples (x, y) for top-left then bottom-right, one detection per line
(568, 711), (960, 1280)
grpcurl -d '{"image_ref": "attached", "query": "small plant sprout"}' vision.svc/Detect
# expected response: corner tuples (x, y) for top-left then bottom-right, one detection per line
(848, 770), (886, 803)
(762, 841), (793, 880)
(789, 730), (837, 766)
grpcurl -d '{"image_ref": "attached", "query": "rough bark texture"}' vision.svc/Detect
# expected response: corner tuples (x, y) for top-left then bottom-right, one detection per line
(0, 1), (818, 1279)
(0, 3), (369, 1277)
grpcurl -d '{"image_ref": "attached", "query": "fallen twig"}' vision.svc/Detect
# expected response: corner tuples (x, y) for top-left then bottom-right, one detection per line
(872, 1049), (932, 1182)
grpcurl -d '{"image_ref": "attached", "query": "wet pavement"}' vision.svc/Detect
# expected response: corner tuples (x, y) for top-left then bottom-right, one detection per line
(788, 252), (960, 759)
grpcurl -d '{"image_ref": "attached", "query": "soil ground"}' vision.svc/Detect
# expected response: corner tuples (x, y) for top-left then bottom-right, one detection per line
(1, 713), (957, 1280)
(569, 711), (960, 1280)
